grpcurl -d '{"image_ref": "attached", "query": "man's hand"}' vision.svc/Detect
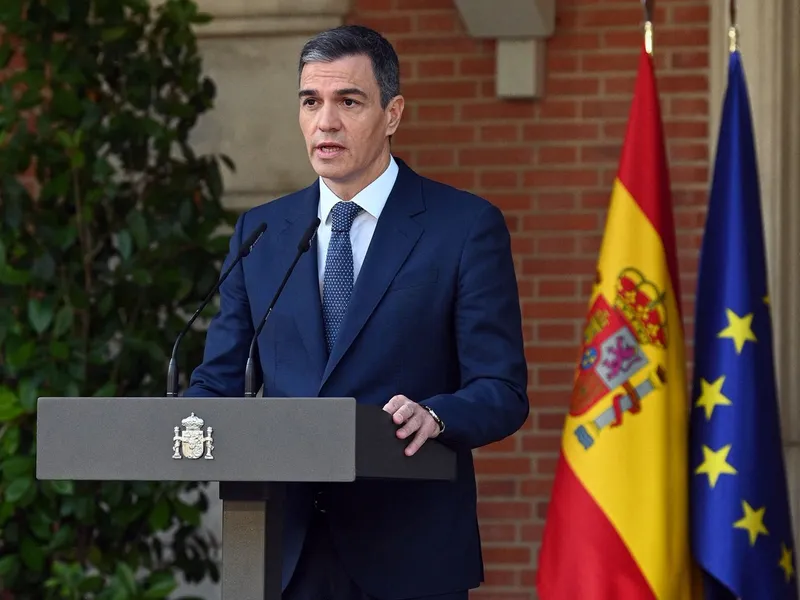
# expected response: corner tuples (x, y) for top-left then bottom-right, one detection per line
(382, 394), (440, 456)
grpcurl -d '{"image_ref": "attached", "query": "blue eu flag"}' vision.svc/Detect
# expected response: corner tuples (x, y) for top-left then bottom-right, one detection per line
(689, 49), (798, 599)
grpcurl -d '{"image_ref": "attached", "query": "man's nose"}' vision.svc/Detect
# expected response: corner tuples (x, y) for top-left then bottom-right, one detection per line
(317, 103), (341, 132)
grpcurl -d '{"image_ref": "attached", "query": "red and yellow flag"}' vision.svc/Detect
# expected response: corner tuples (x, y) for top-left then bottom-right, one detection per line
(536, 45), (696, 599)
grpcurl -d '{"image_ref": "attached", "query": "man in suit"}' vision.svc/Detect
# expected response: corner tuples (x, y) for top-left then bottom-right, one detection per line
(184, 24), (529, 600)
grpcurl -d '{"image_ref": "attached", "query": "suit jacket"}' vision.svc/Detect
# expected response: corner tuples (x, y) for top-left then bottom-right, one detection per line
(184, 158), (529, 599)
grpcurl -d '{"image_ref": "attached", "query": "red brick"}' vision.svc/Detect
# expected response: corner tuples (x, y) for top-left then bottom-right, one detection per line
(403, 81), (478, 99)
(459, 147), (533, 167)
(484, 569), (518, 586)
(576, 7), (643, 27)
(356, 15), (413, 34)
(395, 0), (452, 9)
(421, 170), (476, 190)
(582, 52), (638, 72)
(480, 171), (519, 188)
(416, 58), (455, 78)
(480, 523), (518, 543)
(480, 125), (520, 143)
(462, 102), (536, 121)
(478, 501), (532, 520)
(416, 104), (455, 121)
(397, 125), (474, 145)
(460, 57), (494, 77)
(416, 12), (460, 32)
(658, 74), (708, 94)
(415, 148), (454, 167)
(524, 169), (599, 188)
(522, 433), (562, 452)
(538, 146), (578, 165)
(547, 77), (601, 96)
(536, 323), (577, 343)
(538, 100), (579, 119)
(474, 457), (532, 475)
(672, 50), (709, 70)
(481, 546), (531, 564)
(671, 97), (709, 117)
(672, 5), (710, 24)
(524, 122), (599, 142)
(582, 99), (631, 119)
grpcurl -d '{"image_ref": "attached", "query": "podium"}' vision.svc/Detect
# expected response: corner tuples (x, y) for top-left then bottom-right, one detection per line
(36, 396), (456, 600)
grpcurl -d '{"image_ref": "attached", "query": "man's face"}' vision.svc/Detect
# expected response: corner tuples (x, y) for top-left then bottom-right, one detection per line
(298, 54), (403, 193)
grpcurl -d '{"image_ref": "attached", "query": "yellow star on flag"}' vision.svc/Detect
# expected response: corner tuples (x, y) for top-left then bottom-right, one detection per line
(695, 444), (737, 488)
(695, 376), (732, 420)
(780, 544), (795, 582)
(718, 309), (757, 353)
(733, 501), (769, 546)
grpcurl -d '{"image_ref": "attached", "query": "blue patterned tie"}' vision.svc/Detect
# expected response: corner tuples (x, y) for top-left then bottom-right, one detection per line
(322, 201), (364, 353)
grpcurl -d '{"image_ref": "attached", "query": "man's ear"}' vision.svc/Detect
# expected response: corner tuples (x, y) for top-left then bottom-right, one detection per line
(386, 95), (405, 136)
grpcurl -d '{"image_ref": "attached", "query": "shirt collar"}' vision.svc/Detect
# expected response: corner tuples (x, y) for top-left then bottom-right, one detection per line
(318, 155), (398, 224)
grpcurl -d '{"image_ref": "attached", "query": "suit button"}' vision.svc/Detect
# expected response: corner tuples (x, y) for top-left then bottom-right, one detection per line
(314, 491), (327, 513)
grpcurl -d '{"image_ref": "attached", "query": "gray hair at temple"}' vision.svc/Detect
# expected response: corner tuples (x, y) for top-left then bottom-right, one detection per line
(298, 25), (401, 109)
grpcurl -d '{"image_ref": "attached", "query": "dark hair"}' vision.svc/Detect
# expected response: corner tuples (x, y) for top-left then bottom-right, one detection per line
(298, 25), (401, 109)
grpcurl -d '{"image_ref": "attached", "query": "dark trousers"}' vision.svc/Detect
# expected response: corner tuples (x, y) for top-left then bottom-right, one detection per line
(282, 512), (468, 600)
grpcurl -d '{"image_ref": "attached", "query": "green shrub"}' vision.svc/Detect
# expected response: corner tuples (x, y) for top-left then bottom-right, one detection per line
(0, 0), (236, 597)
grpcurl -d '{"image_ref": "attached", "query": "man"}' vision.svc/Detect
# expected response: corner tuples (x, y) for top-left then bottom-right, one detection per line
(184, 25), (529, 600)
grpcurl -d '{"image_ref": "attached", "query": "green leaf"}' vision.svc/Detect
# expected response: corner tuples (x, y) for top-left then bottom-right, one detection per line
(0, 554), (20, 580)
(53, 305), (74, 337)
(31, 253), (56, 281)
(116, 562), (137, 595)
(148, 497), (170, 530)
(143, 574), (177, 599)
(5, 476), (32, 503)
(117, 230), (133, 260)
(127, 210), (149, 249)
(1, 426), (21, 454)
(102, 27), (128, 42)
(18, 378), (38, 413)
(3, 455), (34, 479)
(0, 387), (23, 421)
(49, 480), (74, 495)
(28, 297), (54, 334)
(20, 535), (45, 572)
(0, 264), (30, 285)
(5, 339), (34, 371)
(49, 340), (69, 360)
(92, 382), (116, 397)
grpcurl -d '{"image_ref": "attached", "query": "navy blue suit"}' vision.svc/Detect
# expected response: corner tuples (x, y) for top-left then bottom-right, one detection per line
(184, 158), (529, 599)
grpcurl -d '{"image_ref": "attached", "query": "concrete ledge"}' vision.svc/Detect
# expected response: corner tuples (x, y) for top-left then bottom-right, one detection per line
(454, 0), (554, 99)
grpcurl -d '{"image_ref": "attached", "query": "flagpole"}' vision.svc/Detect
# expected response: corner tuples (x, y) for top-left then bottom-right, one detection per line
(728, 0), (739, 53)
(642, 0), (654, 55)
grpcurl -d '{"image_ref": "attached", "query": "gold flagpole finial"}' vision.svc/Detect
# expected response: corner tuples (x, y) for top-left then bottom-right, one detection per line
(728, 0), (739, 53)
(643, 0), (654, 55)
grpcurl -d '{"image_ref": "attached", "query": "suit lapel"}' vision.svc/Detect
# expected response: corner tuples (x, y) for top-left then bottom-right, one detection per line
(319, 161), (426, 391)
(278, 182), (328, 380)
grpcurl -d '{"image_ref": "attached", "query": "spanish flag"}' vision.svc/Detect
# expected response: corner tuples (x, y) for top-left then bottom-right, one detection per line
(536, 43), (696, 598)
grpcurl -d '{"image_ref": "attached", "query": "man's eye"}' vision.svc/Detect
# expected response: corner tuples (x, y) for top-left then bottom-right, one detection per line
(303, 98), (317, 106)
(343, 98), (358, 107)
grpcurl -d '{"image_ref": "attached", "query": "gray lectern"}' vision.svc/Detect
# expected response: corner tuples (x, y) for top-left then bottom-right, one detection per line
(36, 396), (456, 600)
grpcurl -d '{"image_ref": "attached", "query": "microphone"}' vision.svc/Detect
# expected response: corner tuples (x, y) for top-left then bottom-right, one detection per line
(166, 221), (268, 397)
(244, 216), (320, 398)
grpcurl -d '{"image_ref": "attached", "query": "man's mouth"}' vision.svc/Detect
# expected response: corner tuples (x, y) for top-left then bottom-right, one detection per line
(315, 143), (345, 155)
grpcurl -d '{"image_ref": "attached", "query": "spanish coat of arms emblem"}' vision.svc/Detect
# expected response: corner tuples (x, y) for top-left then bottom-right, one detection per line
(172, 412), (214, 460)
(571, 268), (669, 450)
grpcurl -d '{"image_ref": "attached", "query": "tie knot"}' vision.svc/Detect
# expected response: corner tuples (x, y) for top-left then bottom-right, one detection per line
(330, 201), (364, 232)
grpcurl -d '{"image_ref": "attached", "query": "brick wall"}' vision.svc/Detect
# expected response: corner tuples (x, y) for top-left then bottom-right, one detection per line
(347, 1), (710, 597)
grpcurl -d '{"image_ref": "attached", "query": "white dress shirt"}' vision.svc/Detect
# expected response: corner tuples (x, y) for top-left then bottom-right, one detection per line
(316, 155), (399, 295)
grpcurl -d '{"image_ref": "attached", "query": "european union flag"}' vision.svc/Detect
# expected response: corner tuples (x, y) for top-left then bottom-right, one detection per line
(689, 48), (798, 598)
